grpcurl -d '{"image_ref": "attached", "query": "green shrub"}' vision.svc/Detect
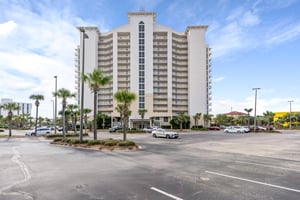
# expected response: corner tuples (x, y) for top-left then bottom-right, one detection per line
(46, 134), (63, 138)
(118, 140), (135, 146)
(104, 139), (120, 146)
(53, 138), (62, 142)
(62, 138), (71, 143)
(87, 140), (105, 145)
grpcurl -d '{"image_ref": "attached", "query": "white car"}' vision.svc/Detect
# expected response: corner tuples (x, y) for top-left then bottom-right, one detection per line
(25, 127), (53, 136)
(152, 128), (179, 139)
(224, 126), (248, 133)
(144, 126), (161, 133)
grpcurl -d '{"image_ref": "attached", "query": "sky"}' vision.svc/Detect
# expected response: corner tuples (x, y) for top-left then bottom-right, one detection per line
(1, 0), (300, 118)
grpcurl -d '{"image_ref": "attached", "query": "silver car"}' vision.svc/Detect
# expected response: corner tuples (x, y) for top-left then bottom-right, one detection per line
(152, 128), (179, 139)
(224, 126), (248, 133)
(25, 127), (53, 136)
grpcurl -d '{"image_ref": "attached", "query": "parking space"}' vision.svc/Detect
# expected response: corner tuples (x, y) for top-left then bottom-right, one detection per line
(0, 130), (299, 199)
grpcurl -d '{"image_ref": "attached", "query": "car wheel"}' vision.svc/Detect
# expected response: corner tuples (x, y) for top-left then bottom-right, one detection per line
(237, 131), (241, 133)
(166, 135), (170, 139)
(31, 133), (35, 136)
(153, 134), (157, 138)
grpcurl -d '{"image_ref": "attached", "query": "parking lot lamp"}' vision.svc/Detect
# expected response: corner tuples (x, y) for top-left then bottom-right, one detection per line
(78, 27), (88, 141)
(54, 75), (57, 133)
(253, 88), (261, 131)
(288, 100), (293, 129)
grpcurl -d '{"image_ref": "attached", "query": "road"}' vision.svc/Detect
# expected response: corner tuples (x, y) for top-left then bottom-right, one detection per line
(0, 130), (299, 199)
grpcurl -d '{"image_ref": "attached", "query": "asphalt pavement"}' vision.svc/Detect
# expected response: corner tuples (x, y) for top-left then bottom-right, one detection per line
(0, 130), (299, 199)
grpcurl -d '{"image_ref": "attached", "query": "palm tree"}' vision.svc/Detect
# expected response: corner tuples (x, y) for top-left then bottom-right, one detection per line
(67, 104), (79, 133)
(114, 90), (136, 141)
(263, 111), (275, 128)
(83, 108), (92, 134)
(2, 102), (20, 136)
(115, 104), (124, 127)
(82, 68), (111, 140)
(244, 108), (253, 127)
(193, 113), (202, 128)
(29, 94), (44, 135)
(177, 112), (187, 131)
(203, 114), (212, 127)
(53, 88), (76, 138)
(138, 109), (148, 129)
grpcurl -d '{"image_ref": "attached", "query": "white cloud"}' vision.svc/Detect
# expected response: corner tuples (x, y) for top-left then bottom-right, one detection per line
(239, 11), (260, 27)
(213, 77), (225, 82)
(0, 20), (17, 35)
(0, 2), (85, 118)
(265, 24), (300, 45)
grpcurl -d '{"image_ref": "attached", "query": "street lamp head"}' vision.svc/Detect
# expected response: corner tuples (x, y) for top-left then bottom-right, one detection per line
(252, 88), (261, 90)
(77, 27), (85, 33)
(54, 75), (57, 79)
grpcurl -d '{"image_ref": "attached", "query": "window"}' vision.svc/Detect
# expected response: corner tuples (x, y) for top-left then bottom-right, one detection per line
(164, 117), (168, 122)
(138, 21), (145, 109)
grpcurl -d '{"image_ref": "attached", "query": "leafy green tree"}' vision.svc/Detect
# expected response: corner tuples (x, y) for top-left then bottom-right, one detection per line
(114, 90), (136, 141)
(214, 114), (231, 126)
(82, 68), (111, 140)
(29, 94), (44, 135)
(2, 102), (20, 136)
(53, 88), (76, 138)
(138, 109), (148, 129)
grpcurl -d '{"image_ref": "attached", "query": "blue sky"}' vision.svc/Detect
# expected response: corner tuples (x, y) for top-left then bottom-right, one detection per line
(0, 0), (300, 118)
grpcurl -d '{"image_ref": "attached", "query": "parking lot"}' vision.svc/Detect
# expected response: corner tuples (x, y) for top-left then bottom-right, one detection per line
(0, 130), (299, 199)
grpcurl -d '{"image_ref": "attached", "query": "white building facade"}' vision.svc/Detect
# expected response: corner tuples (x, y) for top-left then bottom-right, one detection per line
(76, 11), (212, 128)
(0, 98), (32, 117)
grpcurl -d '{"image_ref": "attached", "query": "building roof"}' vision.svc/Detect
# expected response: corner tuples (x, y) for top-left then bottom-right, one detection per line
(224, 111), (248, 117)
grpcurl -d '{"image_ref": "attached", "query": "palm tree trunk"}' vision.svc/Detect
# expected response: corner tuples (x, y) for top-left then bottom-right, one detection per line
(8, 120), (12, 137)
(123, 117), (127, 141)
(62, 106), (66, 138)
(93, 92), (97, 140)
(84, 115), (87, 134)
(35, 106), (38, 135)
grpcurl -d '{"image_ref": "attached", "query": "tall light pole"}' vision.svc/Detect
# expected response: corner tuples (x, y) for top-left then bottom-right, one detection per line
(78, 27), (88, 141)
(54, 75), (57, 133)
(288, 100), (293, 129)
(253, 88), (261, 131)
(51, 100), (54, 126)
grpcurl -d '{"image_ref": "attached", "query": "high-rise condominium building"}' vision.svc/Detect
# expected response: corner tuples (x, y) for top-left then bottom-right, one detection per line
(0, 98), (32, 117)
(75, 11), (212, 128)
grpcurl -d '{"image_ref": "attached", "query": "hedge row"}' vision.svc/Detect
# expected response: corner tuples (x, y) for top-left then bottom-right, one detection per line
(53, 138), (136, 147)
(45, 133), (89, 138)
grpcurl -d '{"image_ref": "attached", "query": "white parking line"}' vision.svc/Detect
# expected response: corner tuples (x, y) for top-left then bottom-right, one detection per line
(205, 171), (300, 193)
(236, 160), (300, 172)
(150, 187), (184, 200)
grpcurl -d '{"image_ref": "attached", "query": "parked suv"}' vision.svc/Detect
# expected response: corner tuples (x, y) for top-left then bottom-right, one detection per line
(25, 127), (53, 136)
